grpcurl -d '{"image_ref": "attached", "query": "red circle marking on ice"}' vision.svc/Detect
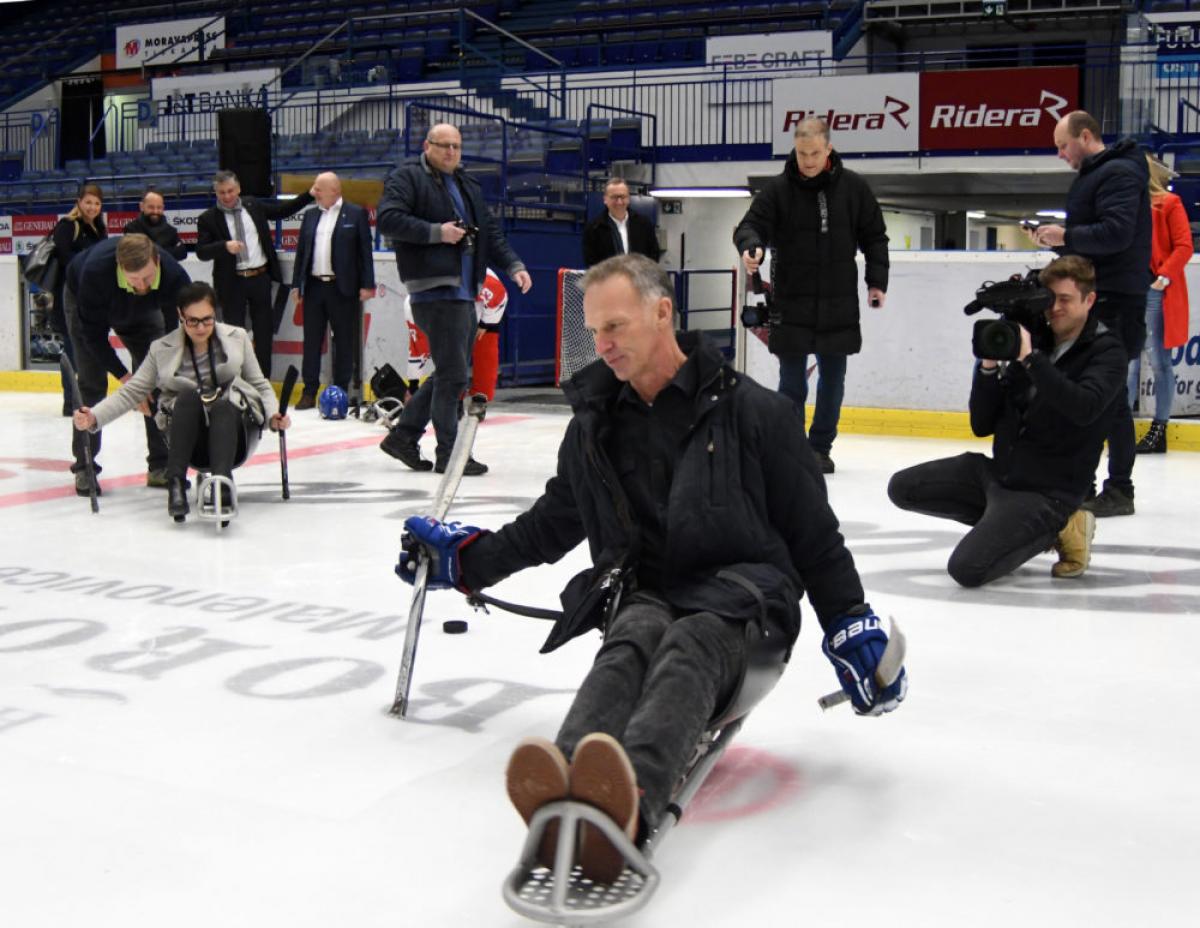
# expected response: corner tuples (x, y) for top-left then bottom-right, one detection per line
(681, 745), (802, 824)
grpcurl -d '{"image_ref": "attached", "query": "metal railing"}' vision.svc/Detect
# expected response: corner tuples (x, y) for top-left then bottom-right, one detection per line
(8, 40), (1200, 173)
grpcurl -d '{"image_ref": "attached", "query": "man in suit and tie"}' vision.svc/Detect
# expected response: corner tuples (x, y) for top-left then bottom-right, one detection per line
(290, 172), (376, 409)
(581, 177), (663, 268)
(195, 170), (314, 378)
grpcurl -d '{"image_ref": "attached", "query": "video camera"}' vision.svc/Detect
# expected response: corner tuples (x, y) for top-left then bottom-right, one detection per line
(963, 270), (1054, 361)
(741, 271), (775, 328)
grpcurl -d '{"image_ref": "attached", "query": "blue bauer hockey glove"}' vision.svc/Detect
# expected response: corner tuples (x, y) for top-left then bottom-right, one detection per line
(821, 610), (908, 716)
(397, 516), (483, 591)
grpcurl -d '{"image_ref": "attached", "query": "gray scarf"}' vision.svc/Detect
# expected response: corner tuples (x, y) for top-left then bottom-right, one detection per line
(216, 198), (250, 269)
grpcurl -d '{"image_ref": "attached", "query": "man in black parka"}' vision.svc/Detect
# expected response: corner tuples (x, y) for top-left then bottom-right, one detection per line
(889, 256), (1126, 585)
(734, 117), (889, 474)
(397, 254), (906, 884)
(1031, 110), (1152, 518)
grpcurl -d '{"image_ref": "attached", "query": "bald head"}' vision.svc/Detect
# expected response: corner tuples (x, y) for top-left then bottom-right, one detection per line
(423, 123), (463, 174)
(311, 172), (342, 208)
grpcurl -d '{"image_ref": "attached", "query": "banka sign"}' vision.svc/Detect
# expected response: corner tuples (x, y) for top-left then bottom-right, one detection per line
(771, 67), (1077, 156)
(772, 74), (920, 154)
(919, 66), (1078, 151)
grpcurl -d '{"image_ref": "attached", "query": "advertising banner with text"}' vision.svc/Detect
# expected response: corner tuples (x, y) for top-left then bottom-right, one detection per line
(772, 73), (919, 155)
(707, 31), (831, 71)
(919, 66), (1077, 151)
(116, 16), (226, 70)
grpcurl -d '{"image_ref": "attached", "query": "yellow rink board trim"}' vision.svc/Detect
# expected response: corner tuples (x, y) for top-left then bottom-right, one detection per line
(3, 371), (1197, 451)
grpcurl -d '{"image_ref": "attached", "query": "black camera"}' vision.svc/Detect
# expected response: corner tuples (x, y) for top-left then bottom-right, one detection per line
(455, 220), (479, 252)
(741, 271), (775, 328)
(963, 270), (1054, 360)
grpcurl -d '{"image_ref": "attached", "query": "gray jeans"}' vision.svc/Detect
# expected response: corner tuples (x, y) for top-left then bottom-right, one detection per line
(394, 298), (476, 461)
(555, 592), (749, 829)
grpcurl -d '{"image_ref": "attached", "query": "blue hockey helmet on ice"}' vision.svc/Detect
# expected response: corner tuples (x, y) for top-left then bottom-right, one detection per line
(318, 385), (348, 419)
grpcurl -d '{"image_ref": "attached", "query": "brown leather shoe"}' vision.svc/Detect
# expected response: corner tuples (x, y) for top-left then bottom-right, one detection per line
(506, 737), (570, 869)
(569, 733), (639, 884)
(295, 391), (317, 411)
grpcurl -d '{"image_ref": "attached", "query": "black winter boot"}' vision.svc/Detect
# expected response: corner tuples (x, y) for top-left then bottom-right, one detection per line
(168, 477), (189, 522)
(1135, 419), (1168, 454)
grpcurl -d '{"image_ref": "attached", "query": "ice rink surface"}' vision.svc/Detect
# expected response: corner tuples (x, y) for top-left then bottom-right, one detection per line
(1, 390), (1197, 928)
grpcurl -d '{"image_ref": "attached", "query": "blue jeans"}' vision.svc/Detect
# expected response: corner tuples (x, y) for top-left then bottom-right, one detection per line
(776, 353), (848, 455)
(393, 299), (476, 461)
(1127, 287), (1175, 421)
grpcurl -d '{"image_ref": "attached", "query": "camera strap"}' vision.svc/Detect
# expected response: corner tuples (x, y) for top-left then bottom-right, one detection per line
(187, 336), (219, 400)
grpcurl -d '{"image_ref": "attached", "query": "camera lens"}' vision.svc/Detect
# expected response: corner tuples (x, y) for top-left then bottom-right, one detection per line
(973, 319), (1021, 360)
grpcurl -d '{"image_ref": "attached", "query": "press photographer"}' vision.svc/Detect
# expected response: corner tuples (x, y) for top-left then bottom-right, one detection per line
(887, 256), (1127, 586)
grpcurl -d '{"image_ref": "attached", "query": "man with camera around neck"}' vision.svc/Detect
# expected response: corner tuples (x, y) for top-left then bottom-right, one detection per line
(888, 256), (1126, 586)
(376, 122), (532, 476)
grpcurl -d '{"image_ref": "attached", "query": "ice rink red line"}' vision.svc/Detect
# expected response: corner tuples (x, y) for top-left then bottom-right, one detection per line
(0, 414), (531, 509)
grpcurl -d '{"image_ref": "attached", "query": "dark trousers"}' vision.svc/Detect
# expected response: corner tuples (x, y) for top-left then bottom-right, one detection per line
(65, 291), (167, 475)
(777, 352), (848, 454)
(50, 284), (76, 414)
(301, 279), (358, 393)
(165, 389), (248, 481)
(219, 272), (274, 379)
(888, 452), (1073, 587)
(1093, 292), (1147, 496)
(554, 593), (748, 830)
(393, 299), (475, 461)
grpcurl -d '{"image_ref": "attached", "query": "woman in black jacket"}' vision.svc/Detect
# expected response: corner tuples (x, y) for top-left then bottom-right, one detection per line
(51, 183), (107, 415)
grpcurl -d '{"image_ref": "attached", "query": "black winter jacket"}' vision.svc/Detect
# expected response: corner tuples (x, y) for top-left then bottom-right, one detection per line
(734, 150), (889, 356)
(66, 237), (192, 380)
(969, 313), (1127, 505)
(1061, 138), (1152, 296)
(376, 153), (524, 296)
(459, 332), (867, 653)
(124, 215), (188, 261)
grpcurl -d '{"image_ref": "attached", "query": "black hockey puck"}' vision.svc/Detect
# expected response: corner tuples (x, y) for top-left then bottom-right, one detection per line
(442, 619), (469, 634)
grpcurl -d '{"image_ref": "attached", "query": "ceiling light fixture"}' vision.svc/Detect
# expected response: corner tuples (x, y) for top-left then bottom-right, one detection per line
(647, 187), (752, 198)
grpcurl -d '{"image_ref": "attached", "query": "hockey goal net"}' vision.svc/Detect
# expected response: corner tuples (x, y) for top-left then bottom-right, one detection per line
(556, 267), (597, 386)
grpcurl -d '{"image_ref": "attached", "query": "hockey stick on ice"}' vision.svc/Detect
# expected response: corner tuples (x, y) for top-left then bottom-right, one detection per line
(390, 394), (488, 718)
(61, 353), (99, 514)
(277, 365), (299, 500)
(818, 618), (906, 711)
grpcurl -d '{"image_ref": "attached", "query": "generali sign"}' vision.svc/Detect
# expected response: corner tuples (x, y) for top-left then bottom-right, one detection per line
(920, 66), (1077, 151)
(771, 67), (1077, 155)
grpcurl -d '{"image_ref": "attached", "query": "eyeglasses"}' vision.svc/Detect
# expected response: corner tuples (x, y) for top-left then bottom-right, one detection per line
(182, 315), (216, 329)
(428, 140), (462, 151)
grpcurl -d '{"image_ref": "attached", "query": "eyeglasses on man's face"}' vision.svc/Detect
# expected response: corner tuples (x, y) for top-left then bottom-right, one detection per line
(428, 140), (462, 151)
(182, 315), (216, 329)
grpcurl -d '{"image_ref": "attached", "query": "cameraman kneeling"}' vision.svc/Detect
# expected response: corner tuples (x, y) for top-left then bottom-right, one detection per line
(888, 256), (1126, 586)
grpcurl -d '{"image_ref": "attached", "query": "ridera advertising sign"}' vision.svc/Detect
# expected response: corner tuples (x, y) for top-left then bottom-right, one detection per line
(919, 66), (1077, 150)
(772, 73), (920, 154)
(772, 67), (1078, 155)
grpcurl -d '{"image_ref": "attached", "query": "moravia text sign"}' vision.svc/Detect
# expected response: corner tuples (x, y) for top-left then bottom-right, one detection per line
(772, 67), (1078, 155)
(116, 16), (226, 69)
(919, 66), (1078, 151)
